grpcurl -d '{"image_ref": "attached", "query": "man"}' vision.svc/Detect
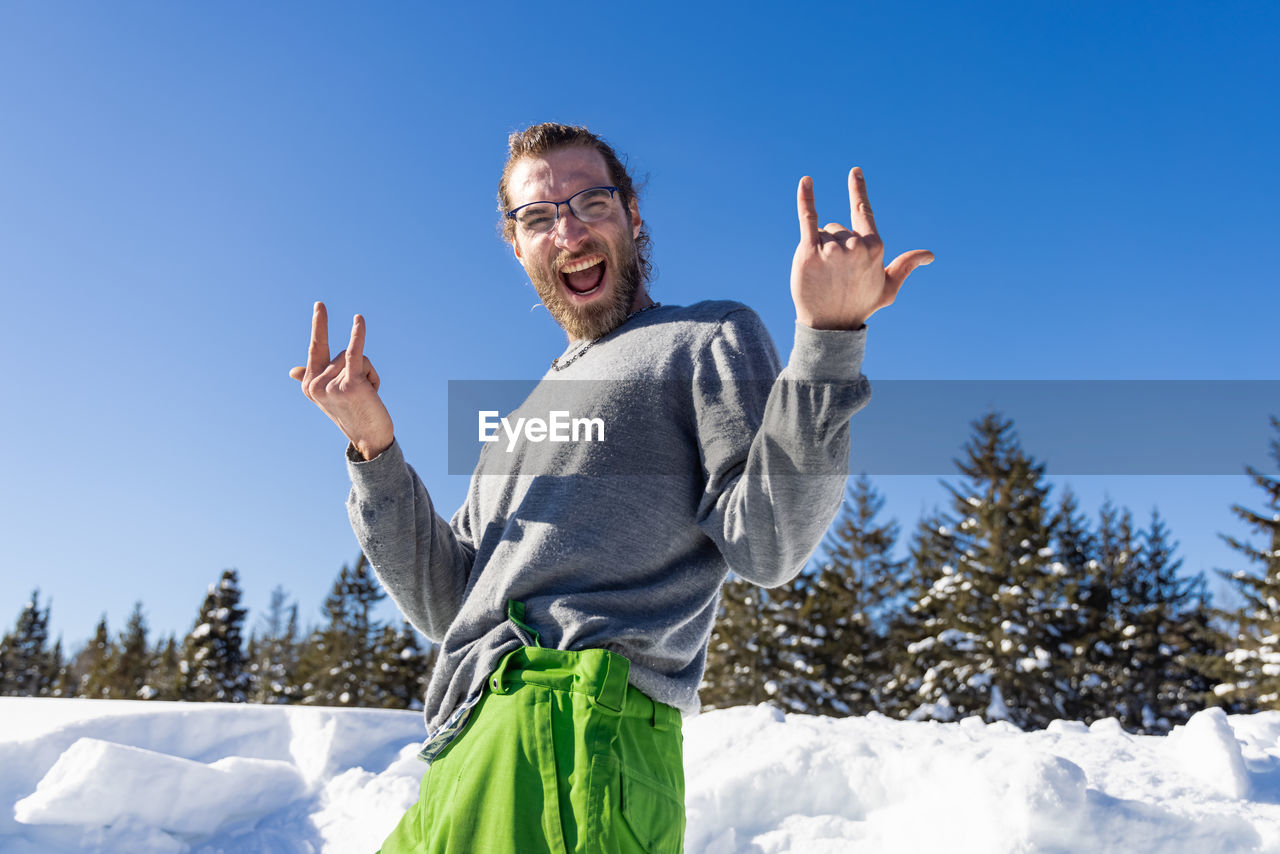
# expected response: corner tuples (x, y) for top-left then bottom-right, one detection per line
(291, 123), (931, 853)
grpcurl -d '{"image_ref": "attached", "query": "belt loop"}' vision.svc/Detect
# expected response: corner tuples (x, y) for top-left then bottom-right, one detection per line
(507, 599), (542, 648)
(594, 651), (628, 713)
(651, 702), (677, 732)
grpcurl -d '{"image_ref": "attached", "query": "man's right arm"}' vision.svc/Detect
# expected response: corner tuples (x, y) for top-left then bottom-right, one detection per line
(291, 301), (472, 640)
(346, 440), (474, 642)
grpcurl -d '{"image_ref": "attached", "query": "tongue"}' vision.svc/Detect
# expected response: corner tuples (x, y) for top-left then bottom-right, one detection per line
(565, 263), (604, 293)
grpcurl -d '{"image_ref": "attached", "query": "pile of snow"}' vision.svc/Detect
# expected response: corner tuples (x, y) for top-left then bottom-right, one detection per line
(684, 706), (1280, 853)
(2, 698), (1278, 853)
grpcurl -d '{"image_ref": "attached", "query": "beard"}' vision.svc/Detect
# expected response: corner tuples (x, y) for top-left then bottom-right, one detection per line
(526, 234), (644, 342)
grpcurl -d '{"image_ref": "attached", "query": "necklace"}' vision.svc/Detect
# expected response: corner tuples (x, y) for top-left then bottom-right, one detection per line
(550, 302), (663, 371)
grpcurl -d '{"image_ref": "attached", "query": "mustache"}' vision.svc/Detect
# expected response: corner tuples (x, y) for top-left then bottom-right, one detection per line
(552, 243), (609, 274)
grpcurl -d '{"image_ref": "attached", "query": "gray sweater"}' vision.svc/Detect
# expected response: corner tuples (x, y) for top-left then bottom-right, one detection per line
(346, 301), (870, 739)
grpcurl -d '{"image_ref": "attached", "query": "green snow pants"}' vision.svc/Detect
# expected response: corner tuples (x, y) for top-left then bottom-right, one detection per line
(378, 645), (686, 854)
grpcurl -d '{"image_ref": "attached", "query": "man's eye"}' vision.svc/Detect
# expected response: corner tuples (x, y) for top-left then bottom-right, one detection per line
(520, 208), (554, 229)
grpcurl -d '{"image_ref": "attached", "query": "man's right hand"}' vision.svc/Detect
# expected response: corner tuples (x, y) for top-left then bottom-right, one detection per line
(290, 301), (395, 461)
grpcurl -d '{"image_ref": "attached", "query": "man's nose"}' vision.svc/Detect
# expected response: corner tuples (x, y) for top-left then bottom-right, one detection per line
(552, 207), (590, 250)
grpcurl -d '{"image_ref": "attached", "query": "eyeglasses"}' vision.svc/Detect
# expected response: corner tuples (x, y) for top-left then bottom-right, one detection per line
(506, 186), (620, 236)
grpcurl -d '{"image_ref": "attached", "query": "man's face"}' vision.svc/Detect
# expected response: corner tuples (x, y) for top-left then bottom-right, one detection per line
(507, 147), (645, 342)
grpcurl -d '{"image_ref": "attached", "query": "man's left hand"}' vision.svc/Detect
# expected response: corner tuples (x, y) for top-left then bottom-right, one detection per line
(790, 167), (933, 330)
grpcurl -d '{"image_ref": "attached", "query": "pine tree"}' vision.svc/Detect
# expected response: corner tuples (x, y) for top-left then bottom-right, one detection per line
(147, 635), (184, 701)
(882, 508), (958, 720)
(766, 563), (820, 714)
(113, 602), (152, 700)
(774, 476), (905, 716)
(181, 569), (250, 702)
(1204, 416), (1280, 711)
(248, 586), (303, 704)
(74, 615), (117, 698)
(0, 590), (60, 697)
(297, 555), (386, 707)
(1111, 511), (1209, 732)
(899, 413), (1065, 728)
(373, 621), (436, 710)
(1046, 487), (1107, 723)
(47, 637), (71, 697)
(701, 575), (781, 710)
(1073, 498), (1137, 720)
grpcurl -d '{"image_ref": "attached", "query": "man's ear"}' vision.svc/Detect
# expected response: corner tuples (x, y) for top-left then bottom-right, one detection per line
(629, 197), (642, 239)
(512, 238), (524, 262)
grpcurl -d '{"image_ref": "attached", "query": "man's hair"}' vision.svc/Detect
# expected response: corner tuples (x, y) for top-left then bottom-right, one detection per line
(498, 122), (653, 283)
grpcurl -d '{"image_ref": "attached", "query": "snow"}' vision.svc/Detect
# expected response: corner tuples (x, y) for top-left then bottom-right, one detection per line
(1172, 707), (1251, 800)
(2, 699), (1279, 853)
(985, 684), (1011, 720)
(16, 738), (307, 835)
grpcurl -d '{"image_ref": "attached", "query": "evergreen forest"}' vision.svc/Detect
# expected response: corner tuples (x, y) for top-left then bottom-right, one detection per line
(5, 413), (1279, 735)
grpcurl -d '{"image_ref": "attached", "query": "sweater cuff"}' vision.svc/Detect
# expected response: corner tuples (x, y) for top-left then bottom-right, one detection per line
(782, 322), (867, 382)
(346, 438), (405, 489)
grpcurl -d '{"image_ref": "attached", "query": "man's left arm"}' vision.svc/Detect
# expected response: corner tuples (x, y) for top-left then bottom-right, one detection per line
(696, 168), (932, 586)
(694, 310), (869, 587)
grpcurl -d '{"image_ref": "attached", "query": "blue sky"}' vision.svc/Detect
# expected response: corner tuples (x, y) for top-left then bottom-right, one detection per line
(2, 2), (1277, 649)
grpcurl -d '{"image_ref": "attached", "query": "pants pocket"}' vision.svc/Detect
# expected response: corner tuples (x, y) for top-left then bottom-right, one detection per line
(618, 766), (685, 854)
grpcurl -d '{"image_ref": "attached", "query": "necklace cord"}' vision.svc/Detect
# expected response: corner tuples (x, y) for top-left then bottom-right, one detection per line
(550, 302), (663, 371)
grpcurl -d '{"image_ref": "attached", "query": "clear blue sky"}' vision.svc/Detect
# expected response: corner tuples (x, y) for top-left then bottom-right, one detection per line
(2, 2), (1277, 650)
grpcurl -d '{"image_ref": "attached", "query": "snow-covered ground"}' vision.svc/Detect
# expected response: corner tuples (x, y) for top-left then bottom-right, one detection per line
(1, 698), (1277, 853)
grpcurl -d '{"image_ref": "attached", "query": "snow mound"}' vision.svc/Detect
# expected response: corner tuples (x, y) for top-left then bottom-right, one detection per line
(0, 699), (425, 853)
(1171, 707), (1251, 799)
(15, 737), (306, 835)
(2, 697), (1279, 853)
(683, 705), (1279, 853)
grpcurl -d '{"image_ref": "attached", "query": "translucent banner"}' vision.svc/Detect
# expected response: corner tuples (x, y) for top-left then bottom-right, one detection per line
(447, 379), (1279, 476)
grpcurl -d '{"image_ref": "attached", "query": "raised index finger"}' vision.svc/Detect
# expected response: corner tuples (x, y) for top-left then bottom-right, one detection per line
(796, 176), (820, 246)
(346, 313), (366, 374)
(848, 167), (878, 236)
(307, 301), (330, 375)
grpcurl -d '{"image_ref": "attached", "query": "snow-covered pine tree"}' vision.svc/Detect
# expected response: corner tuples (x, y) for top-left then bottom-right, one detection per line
(1112, 511), (1210, 732)
(775, 475), (905, 716)
(248, 586), (303, 704)
(1046, 487), (1108, 723)
(112, 602), (152, 700)
(1078, 498), (1138, 720)
(882, 508), (958, 720)
(0, 590), (60, 697)
(47, 637), (71, 697)
(373, 621), (436, 710)
(899, 413), (1065, 728)
(75, 615), (117, 698)
(1204, 416), (1280, 711)
(700, 574), (780, 710)
(147, 634), (184, 700)
(766, 559), (821, 714)
(297, 555), (386, 707)
(181, 569), (250, 702)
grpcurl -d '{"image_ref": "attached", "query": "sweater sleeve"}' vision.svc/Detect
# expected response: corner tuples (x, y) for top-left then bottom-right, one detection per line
(345, 439), (475, 641)
(694, 309), (870, 587)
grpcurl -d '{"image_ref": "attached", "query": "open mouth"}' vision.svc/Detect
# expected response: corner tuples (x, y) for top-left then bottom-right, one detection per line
(558, 254), (607, 298)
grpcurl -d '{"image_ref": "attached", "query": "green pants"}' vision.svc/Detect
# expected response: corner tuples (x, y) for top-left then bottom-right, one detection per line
(379, 645), (686, 854)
